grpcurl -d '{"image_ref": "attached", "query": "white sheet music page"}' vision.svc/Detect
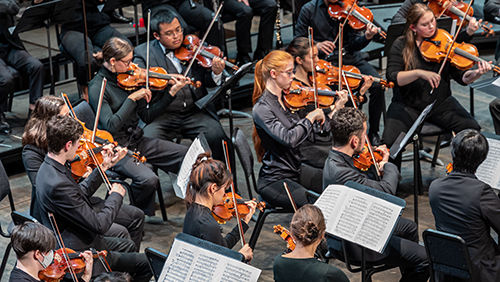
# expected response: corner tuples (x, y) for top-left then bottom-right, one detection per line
(158, 239), (261, 282)
(315, 185), (402, 253)
(476, 138), (500, 189)
(173, 137), (206, 199)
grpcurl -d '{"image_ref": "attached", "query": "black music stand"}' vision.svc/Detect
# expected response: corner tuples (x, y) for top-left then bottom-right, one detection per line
(10, 0), (78, 95)
(99, 0), (142, 45)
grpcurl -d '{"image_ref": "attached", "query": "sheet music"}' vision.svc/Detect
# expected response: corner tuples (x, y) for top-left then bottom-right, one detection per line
(315, 185), (402, 253)
(173, 137), (207, 199)
(476, 138), (500, 189)
(158, 239), (261, 282)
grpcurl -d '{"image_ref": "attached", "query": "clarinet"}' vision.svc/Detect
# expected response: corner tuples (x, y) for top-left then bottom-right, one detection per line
(275, 0), (283, 49)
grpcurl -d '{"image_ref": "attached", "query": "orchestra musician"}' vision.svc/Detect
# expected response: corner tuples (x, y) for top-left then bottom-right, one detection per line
(323, 107), (429, 282)
(295, 0), (385, 146)
(483, 1), (500, 136)
(88, 37), (188, 221)
(252, 50), (332, 209)
(273, 205), (350, 282)
(32, 114), (151, 280)
(9, 222), (93, 282)
(429, 129), (500, 281)
(22, 96), (145, 253)
(0, 0), (44, 130)
(133, 10), (234, 166)
(183, 152), (256, 262)
(383, 3), (490, 162)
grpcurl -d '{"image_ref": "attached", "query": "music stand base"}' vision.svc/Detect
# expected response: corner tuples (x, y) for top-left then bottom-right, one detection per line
(217, 109), (252, 118)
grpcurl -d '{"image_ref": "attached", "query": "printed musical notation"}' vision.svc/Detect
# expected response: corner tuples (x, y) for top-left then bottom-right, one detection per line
(476, 138), (500, 189)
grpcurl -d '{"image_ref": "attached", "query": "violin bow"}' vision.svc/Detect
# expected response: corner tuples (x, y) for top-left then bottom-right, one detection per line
(48, 212), (79, 282)
(146, 9), (151, 109)
(90, 247), (112, 273)
(61, 93), (78, 120)
(222, 140), (246, 248)
(93, 78), (107, 143)
(282, 182), (298, 212)
(332, 1), (356, 48)
(308, 27), (319, 109)
(86, 143), (114, 192)
(81, 0), (92, 85)
(183, 2), (224, 77)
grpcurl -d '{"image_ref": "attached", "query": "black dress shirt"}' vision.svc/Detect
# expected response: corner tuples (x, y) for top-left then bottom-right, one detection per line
(273, 255), (350, 282)
(183, 203), (249, 248)
(323, 149), (400, 194)
(253, 90), (315, 184)
(386, 36), (466, 112)
(295, 0), (370, 63)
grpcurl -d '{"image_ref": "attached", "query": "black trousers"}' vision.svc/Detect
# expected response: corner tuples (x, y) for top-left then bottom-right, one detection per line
(490, 98), (500, 135)
(111, 137), (187, 216)
(142, 109), (234, 167)
(382, 97), (480, 148)
(328, 218), (429, 282)
(60, 26), (129, 86)
(107, 251), (151, 282)
(0, 46), (43, 110)
(220, 0), (277, 56)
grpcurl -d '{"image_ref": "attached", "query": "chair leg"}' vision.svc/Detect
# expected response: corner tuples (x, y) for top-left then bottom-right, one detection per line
(431, 135), (443, 168)
(156, 185), (168, 221)
(249, 209), (273, 249)
(0, 242), (12, 281)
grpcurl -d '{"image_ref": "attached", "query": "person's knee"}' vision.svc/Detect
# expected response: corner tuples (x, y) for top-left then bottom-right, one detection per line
(27, 58), (44, 76)
(0, 72), (15, 93)
(490, 98), (500, 113)
(237, 5), (254, 20)
(259, 0), (278, 14)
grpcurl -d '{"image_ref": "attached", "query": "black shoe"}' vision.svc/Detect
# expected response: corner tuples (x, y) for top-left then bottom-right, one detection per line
(0, 113), (11, 134)
(110, 11), (133, 24)
(236, 53), (252, 67)
(253, 49), (269, 61)
(368, 131), (382, 146)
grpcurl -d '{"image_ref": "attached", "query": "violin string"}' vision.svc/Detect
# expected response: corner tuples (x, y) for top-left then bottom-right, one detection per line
(90, 248), (111, 272)
(48, 213), (79, 282)
(87, 141), (113, 191)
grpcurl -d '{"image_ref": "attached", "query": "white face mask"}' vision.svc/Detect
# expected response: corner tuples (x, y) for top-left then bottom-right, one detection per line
(37, 250), (54, 269)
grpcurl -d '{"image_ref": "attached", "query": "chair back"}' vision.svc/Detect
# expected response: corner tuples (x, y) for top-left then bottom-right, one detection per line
(232, 128), (257, 199)
(423, 229), (476, 282)
(145, 247), (168, 282)
(72, 99), (96, 129)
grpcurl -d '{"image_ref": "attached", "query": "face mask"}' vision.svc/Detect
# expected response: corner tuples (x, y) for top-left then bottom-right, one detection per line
(37, 250), (54, 269)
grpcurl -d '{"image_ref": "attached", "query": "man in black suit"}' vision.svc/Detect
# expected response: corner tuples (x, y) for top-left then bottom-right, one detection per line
(429, 129), (500, 281)
(323, 107), (429, 282)
(33, 115), (151, 281)
(133, 9), (233, 165)
(0, 0), (44, 129)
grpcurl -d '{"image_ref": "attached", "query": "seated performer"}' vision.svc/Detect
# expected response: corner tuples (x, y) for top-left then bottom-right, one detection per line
(22, 96), (145, 252)
(253, 50), (338, 208)
(33, 115), (151, 280)
(89, 37), (188, 220)
(383, 3), (490, 162)
(323, 107), (429, 282)
(273, 205), (350, 282)
(0, 0), (44, 129)
(429, 129), (500, 281)
(9, 222), (93, 282)
(183, 152), (256, 261)
(295, 0), (385, 145)
(217, 0), (277, 64)
(133, 10), (233, 165)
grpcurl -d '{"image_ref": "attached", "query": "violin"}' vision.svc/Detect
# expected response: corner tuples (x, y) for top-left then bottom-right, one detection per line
(420, 29), (500, 74)
(38, 248), (107, 282)
(175, 34), (239, 71)
(315, 60), (394, 90)
(446, 162), (453, 174)
(283, 80), (339, 111)
(328, 0), (387, 39)
(353, 144), (386, 171)
(273, 225), (296, 251)
(427, 0), (494, 36)
(116, 62), (201, 91)
(212, 192), (265, 224)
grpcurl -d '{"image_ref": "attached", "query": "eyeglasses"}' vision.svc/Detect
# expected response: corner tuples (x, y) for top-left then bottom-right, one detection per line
(163, 26), (184, 38)
(120, 59), (132, 66)
(280, 70), (294, 77)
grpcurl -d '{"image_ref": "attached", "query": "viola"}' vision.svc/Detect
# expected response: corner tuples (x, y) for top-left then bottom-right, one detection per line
(315, 59), (394, 90)
(283, 80), (338, 111)
(175, 34), (239, 71)
(116, 62), (201, 91)
(353, 144), (386, 171)
(420, 29), (500, 74)
(427, 0), (494, 36)
(328, 0), (387, 39)
(273, 225), (296, 251)
(212, 192), (265, 224)
(38, 248), (107, 282)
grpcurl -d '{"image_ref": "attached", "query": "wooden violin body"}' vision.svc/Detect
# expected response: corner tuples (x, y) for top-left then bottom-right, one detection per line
(273, 225), (296, 251)
(353, 144), (385, 171)
(212, 192), (265, 224)
(328, 0), (387, 38)
(283, 80), (337, 111)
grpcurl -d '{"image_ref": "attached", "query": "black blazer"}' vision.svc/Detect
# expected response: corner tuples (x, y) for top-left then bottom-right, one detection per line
(0, 0), (25, 50)
(429, 172), (500, 281)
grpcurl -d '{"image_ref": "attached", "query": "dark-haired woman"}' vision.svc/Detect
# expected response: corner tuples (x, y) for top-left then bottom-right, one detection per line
(383, 3), (490, 156)
(88, 37), (189, 221)
(183, 153), (256, 261)
(273, 205), (350, 282)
